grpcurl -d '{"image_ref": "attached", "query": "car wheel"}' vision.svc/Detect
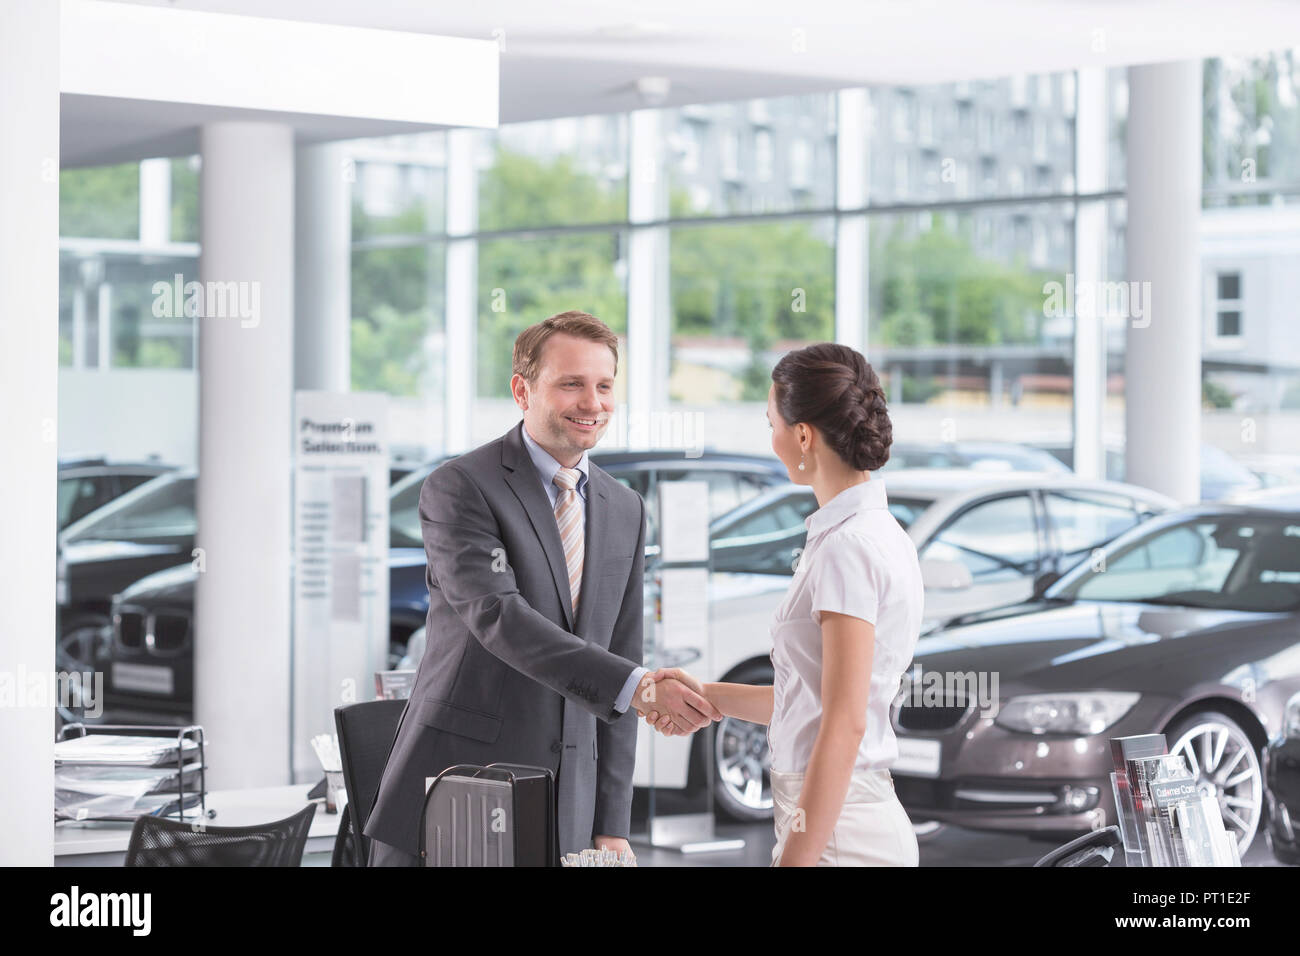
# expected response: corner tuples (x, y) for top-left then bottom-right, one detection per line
(706, 663), (774, 823)
(1166, 710), (1265, 858)
(56, 613), (109, 724)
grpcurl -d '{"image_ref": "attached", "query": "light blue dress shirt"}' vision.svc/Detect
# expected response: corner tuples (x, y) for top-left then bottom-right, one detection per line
(520, 423), (647, 714)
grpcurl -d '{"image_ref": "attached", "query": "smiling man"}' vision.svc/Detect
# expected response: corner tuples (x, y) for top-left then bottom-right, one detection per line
(365, 310), (721, 865)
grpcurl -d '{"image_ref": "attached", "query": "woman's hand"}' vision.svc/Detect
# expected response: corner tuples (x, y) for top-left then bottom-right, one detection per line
(641, 668), (714, 736)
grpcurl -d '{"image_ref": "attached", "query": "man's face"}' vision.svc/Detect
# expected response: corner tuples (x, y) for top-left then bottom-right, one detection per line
(511, 333), (617, 466)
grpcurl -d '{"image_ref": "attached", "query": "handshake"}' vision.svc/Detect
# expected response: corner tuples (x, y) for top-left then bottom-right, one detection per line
(630, 668), (722, 737)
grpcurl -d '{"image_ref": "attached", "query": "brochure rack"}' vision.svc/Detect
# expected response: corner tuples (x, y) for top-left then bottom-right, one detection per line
(1109, 733), (1241, 867)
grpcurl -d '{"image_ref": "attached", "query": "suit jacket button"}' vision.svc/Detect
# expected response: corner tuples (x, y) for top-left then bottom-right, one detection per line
(550, 740), (563, 754)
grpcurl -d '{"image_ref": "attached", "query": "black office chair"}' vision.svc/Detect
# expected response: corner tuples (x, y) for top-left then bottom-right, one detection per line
(125, 804), (317, 866)
(333, 698), (408, 867)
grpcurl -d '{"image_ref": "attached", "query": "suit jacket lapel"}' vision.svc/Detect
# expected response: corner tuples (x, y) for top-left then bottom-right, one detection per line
(501, 422), (575, 631)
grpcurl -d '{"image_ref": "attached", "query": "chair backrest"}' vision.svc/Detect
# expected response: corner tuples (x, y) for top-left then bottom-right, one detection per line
(125, 803), (317, 867)
(331, 802), (357, 867)
(334, 698), (407, 865)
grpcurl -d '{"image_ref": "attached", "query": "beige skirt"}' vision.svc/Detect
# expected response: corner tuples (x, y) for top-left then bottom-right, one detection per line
(770, 767), (919, 867)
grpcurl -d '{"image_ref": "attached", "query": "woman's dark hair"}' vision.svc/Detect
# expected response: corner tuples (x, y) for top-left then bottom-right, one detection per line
(771, 343), (892, 471)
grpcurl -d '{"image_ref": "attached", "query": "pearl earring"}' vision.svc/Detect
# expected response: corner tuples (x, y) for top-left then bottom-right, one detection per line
(798, 454), (806, 472)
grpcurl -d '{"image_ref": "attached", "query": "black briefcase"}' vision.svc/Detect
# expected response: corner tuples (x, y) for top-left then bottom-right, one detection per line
(419, 763), (558, 867)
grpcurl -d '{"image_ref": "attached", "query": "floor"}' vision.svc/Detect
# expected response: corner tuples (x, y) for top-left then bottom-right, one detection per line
(628, 798), (1290, 868)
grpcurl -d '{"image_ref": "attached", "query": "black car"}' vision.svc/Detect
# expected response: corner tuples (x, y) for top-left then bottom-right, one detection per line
(1264, 690), (1300, 864)
(895, 503), (1300, 858)
(57, 457), (174, 530)
(93, 449), (791, 720)
(57, 471), (197, 687)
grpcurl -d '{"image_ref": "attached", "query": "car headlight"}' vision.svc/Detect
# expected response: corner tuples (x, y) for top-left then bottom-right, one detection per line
(996, 692), (1140, 735)
(1286, 691), (1300, 739)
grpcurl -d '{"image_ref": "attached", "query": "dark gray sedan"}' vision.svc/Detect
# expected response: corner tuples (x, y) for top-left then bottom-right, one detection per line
(893, 503), (1300, 858)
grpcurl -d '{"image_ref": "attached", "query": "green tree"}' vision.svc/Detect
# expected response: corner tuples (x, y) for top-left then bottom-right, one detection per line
(350, 206), (441, 396)
(872, 216), (1056, 348)
(478, 151), (626, 232)
(60, 163), (139, 239)
(670, 220), (834, 400)
(474, 149), (629, 397)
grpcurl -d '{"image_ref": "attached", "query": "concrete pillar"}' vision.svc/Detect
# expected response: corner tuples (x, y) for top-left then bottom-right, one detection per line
(1072, 68), (1109, 481)
(0, 0), (58, 866)
(194, 122), (295, 788)
(295, 142), (352, 392)
(1125, 61), (1202, 503)
(139, 157), (172, 247)
(628, 108), (670, 426)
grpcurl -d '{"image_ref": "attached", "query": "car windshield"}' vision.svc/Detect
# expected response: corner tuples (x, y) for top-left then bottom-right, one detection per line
(63, 475), (197, 543)
(1049, 513), (1300, 612)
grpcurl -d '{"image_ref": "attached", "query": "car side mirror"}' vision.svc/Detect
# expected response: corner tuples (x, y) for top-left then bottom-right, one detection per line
(919, 558), (973, 591)
(1033, 570), (1063, 596)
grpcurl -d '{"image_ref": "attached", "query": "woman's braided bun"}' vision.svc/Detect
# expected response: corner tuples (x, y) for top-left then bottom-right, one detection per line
(771, 343), (892, 472)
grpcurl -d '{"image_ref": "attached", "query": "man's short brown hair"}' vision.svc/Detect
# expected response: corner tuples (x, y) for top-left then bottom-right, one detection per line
(512, 310), (619, 384)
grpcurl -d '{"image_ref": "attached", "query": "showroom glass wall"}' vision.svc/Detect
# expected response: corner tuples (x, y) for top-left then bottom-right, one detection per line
(57, 53), (1300, 482)
(1197, 52), (1300, 491)
(1102, 54), (1300, 496)
(59, 156), (200, 371)
(58, 156), (201, 466)
(346, 78), (1105, 463)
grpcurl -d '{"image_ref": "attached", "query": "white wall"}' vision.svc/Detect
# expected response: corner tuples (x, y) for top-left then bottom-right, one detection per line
(0, 0), (58, 867)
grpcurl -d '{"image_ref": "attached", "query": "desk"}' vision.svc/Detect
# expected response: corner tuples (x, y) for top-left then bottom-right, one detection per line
(54, 784), (343, 866)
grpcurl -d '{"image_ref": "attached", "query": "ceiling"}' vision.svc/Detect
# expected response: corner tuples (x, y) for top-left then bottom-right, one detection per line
(104, 0), (1300, 121)
(62, 0), (1300, 164)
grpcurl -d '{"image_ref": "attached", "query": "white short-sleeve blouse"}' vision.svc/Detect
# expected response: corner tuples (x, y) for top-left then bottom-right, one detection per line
(767, 477), (925, 775)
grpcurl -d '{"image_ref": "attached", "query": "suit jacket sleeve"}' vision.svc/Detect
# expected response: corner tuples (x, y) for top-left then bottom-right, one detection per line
(420, 461), (638, 722)
(593, 495), (646, 839)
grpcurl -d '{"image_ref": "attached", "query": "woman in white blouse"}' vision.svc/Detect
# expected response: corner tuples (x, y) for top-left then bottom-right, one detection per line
(644, 343), (925, 866)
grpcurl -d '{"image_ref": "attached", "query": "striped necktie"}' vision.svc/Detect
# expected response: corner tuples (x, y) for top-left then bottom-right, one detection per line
(552, 467), (584, 614)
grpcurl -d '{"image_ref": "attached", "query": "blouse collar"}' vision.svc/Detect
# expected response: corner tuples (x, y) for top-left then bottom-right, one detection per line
(805, 477), (888, 539)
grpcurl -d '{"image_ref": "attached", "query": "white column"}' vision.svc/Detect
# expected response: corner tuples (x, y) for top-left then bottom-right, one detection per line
(628, 108), (670, 432)
(195, 122), (295, 788)
(444, 129), (477, 453)
(139, 157), (172, 247)
(836, 89), (869, 357)
(1072, 68), (1108, 481)
(295, 142), (352, 392)
(0, 0), (58, 867)
(1124, 61), (1202, 503)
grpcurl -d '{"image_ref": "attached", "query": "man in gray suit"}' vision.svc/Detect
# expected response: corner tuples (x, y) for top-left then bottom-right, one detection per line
(365, 310), (720, 865)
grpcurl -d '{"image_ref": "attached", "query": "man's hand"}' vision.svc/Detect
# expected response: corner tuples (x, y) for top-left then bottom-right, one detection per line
(635, 669), (721, 736)
(631, 672), (720, 735)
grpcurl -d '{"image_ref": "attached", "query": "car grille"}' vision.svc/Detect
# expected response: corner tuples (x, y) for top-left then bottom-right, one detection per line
(114, 607), (190, 657)
(116, 611), (146, 650)
(895, 696), (972, 732)
(152, 614), (189, 653)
